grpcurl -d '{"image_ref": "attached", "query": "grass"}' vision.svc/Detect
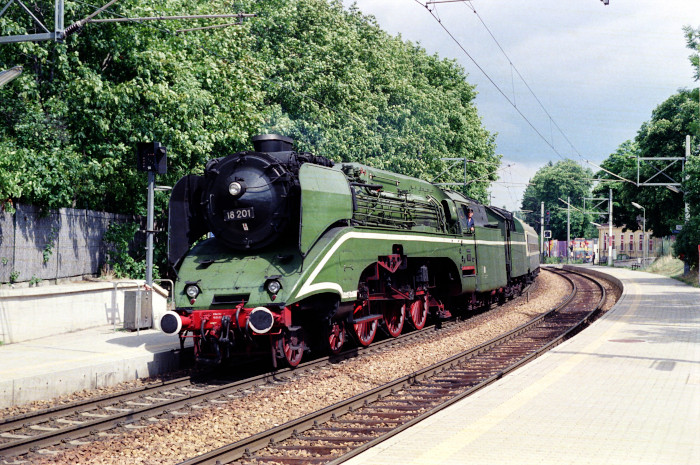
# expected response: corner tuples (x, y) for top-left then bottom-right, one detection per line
(645, 256), (699, 287)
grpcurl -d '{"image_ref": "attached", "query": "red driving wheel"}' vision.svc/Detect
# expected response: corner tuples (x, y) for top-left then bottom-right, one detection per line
(327, 321), (345, 354)
(277, 331), (303, 367)
(409, 296), (428, 330)
(353, 318), (378, 347)
(382, 301), (405, 338)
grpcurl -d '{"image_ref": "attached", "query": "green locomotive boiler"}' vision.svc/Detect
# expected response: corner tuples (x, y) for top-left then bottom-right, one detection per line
(160, 135), (540, 366)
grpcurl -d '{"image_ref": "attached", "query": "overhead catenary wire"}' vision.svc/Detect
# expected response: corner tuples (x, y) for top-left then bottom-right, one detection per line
(415, 0), (637, 186)
(64, 0), (120, 37)
(462, 0), (637, 185)
(414, 0), (567, 161)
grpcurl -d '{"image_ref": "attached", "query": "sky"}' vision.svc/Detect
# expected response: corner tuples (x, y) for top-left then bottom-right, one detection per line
(341, 0), (699, 211)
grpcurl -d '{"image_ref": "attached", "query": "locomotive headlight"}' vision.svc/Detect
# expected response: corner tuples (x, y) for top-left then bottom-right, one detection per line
(228, 181), (245, 197)
(266, 279), (281, 295)
(185, 284), (200, 299)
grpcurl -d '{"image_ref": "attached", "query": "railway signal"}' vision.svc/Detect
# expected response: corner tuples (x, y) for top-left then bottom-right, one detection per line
(136, 142), (167, 287)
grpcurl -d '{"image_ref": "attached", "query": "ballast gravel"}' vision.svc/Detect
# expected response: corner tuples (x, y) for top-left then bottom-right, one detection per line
(20, 269), (617, 465)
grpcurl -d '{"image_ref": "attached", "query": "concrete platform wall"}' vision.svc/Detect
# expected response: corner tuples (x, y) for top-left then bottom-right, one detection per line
(0, 281), (168, 344)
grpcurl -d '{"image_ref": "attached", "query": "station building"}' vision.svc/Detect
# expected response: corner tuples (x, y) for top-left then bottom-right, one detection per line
(593, 223), (667, 264)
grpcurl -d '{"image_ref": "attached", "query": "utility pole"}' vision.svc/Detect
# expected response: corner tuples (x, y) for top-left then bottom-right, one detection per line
(685, 135), (691, 222)
(567, 195), (571, 264)
(0, 0), (65, 43)
(540, 202), (544, 260)
(608, 189), (613, 267)
(685, 135), (691, 274)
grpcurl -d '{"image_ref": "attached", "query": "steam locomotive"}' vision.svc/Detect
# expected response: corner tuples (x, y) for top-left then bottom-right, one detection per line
(160, 134), (540, 367)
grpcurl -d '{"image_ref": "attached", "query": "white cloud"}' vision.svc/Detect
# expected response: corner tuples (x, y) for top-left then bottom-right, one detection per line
(343, 0), (699, 209)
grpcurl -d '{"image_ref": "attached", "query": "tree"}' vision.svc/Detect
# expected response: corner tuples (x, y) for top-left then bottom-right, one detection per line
(520, 160), (594, 240)
(683, 25), (699, 82)
(248, 0), (499, 202)
(0, 0), (265, 213)
(673, 25), (700, 268)
(593, 89), (698, 238)
(590, 26), (698, 268)
(1, 0), (499, 212)
(0, 0), (502, 276)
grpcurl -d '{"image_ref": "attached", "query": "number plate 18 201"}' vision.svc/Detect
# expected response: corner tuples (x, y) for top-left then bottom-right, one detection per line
(224, 207), (254, 221)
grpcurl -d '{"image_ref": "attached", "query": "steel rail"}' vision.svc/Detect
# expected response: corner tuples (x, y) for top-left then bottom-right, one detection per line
(1, 278), (541, 460)
(178, 267), (600, 465)
(0, 376), (191, 432)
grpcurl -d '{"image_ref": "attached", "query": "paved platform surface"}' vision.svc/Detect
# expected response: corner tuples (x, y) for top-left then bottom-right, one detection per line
(344, 266), (700, 465)
(0, 324), (190, 409)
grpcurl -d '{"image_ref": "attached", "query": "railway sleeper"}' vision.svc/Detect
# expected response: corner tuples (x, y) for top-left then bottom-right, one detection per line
(361, 404), (427, 412)
(272, 445), (351, 455)
(331, 419), (401, 426)
(355, 411), (414, 420)
(300, 435), (376, 443)
(314, 426), (392, 434)
(247, 456), (329, 465)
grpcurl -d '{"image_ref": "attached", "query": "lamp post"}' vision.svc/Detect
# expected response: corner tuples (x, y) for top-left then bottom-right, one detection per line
(631, 202), (646, 266)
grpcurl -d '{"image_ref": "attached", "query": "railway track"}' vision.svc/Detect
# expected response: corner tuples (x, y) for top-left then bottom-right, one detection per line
(0, 276), (541, 462)
(178, 267), (606, 465)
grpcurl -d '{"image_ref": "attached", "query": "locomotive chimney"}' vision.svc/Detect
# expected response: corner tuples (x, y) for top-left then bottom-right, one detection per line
(252, 134), (294, 153)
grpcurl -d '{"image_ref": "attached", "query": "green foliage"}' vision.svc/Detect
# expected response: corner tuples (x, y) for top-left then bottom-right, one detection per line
(1, 1), (264, 213)
(593, 89), (698, 237)
(9, 270), (19, 284)
(1, 0), (501, 277)
(672, 25), (700, 271)
(520, 160), (594, 240)
(683, 25), (700, 82)
(0, 0), (496, 212)
(247, 0), (498, 202)
(42, 226), (59, 263)
(674, 215), (700, 270)
(103, 222), (155, 279)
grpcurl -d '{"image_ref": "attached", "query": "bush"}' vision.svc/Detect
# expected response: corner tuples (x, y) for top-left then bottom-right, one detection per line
(673, 216), (700, 270)
(103, 222), (156, 279)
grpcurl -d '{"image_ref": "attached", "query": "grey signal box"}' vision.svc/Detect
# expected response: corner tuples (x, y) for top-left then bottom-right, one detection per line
(124, 290), (153, 330)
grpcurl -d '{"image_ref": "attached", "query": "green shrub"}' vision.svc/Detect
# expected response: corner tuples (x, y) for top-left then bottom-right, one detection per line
(103, 222), (156, 279)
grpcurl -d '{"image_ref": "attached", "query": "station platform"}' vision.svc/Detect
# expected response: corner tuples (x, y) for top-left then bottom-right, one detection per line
(344, 266), (700, 465)
(0, 324), (190, 409)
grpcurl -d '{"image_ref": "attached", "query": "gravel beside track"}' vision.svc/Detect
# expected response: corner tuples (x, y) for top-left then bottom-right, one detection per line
(13, 269), (617, 465)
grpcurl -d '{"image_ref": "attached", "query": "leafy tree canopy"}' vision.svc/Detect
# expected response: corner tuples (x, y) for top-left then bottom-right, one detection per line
(683, 25), (700, 82)
(592, 26), (699, 267)
(0, 0), (499, 216)
(520, 159), (594, 241)
(593, 89), (698, 238)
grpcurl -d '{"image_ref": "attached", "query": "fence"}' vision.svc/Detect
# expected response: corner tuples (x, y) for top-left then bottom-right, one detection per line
(0, 204), (135, 284)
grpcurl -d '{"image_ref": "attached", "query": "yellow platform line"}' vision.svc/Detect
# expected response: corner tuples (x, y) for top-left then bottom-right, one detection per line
(407, 282), (641, 464)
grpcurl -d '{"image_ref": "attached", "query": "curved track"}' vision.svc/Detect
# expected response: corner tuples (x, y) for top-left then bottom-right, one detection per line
(178, 267), (607, 465)
(0, 278), (541, 461)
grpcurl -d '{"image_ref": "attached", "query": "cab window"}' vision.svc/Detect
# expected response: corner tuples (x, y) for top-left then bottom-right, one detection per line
(457, 204), (468, 232)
